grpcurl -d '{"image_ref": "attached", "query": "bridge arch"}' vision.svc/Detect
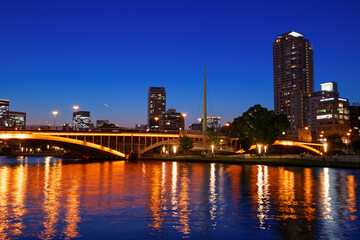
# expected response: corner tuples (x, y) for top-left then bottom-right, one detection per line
(140, 139), (179, 155)
(0, 132), (125, 158)
(236, 140), (324, 155)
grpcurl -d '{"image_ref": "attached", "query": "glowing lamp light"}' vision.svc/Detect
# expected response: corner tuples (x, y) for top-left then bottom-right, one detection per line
(257, 144), (262, 154)
(73, 105), (79, 111)
(225, 122), (230, 127)
(52, 111), (58, 116)
(264, 145), (267, 154)
(182, 113), (187, 118)
(211, 145), (214, 154)
(173, 145), (177, 154)
(324, 143), (327, 153)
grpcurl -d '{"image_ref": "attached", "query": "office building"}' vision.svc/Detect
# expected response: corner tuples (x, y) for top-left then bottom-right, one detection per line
(316, 97), (350, 141)
(0, 111), (26, 128)
(96, 120), (109, 128)
(73, 111), (91, 130)
(159, 109), (184, 131)
(148, 87), (166, 129)
(309, 82), (339, 135)
(350, 103), (360, 141)
(207, 116), (221, 129)
(0, 99), (9, 118)
(273, 31), (314, 131)
(135, 124), (147, 130)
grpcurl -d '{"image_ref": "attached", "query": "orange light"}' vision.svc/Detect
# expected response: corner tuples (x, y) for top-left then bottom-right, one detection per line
(225, 122), (230, 127)
(182, 113), (187, 118)
(154, 117), (159, 121)
(52, 111), (58, 116)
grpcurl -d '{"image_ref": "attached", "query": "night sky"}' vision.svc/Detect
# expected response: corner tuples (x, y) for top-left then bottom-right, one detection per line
(1, 0), (359, 128)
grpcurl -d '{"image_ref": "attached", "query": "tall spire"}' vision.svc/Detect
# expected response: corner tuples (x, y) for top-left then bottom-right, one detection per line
(203, 60), (207, 132)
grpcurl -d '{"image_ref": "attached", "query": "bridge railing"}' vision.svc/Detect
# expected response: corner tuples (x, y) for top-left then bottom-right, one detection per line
(0, 126), (212, 135)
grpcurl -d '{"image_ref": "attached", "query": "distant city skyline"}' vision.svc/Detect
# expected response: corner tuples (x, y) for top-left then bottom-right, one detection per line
(1, 0), (359, 127)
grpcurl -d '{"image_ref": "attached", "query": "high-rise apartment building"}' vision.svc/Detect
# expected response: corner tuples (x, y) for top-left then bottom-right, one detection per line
(273, 31), (314, 131)
(148, 87), (166, 129)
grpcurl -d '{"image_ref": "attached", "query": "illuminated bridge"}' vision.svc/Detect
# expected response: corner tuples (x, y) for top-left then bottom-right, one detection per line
(0, 130), (326, 159)
(0, 130), (218, 159)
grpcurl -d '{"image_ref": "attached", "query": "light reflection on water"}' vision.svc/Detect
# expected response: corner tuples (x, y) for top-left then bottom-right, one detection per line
(0, 156), (359, 239)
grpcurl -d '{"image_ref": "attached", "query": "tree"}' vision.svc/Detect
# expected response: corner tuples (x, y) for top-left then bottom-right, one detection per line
(227, 104), (290, 150)
(352, 138), (360, 154)
(207, 128), (221, 148)
(327, 134), (346, 153)
(178, 135), (194, 154)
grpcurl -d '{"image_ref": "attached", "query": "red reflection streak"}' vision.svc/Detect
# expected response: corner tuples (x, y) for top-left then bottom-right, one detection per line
(226, 165), (242, 207)
(279, 168), (296, 219)
(39, 159), (62, 240)
(63, 166), (81, 239)
(347, 175), (357, 221)
(10, 164), (27, 237)
(0, 167), (9, 240)
(148, 164), (163, 230)
(303, 168), (315, 222)
(177, 166), (190, 235)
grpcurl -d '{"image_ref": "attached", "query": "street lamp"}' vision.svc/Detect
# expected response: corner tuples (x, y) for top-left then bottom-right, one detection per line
(324, 143), (327, 154)
(264, 145), (267, 155)
(257, 144), (262, 157)
(182, 113), (187, 130)
(73, 105), (79, 113)
(52, 111), (58, 131)
(173, 145), (177, 157)
(162, 145), (166, 156)
(154, 117), (159, 129)
(211, 144), (214, 157)
(225, 122), (230, 127)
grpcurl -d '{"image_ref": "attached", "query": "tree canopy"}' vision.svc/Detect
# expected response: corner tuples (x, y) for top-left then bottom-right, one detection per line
(227, 104), (289, 150)
(178, 135), (194, 153)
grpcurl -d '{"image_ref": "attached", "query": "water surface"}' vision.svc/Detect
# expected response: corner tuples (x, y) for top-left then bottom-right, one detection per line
(0, 156), (359, 239)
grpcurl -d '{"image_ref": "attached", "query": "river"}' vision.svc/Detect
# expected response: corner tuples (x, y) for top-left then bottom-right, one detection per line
(0, 156), (359, 239)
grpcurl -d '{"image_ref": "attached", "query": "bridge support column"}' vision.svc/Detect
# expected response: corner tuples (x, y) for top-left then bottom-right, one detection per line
(131, 135), (133, 152)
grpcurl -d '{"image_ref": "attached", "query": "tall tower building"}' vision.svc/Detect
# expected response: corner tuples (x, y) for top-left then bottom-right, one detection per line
(148, 87), (166, 129)
(273, 31), (314, 131)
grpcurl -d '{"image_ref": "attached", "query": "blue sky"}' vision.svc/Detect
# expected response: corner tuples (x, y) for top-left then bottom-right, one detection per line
(1, 0), (359, 127)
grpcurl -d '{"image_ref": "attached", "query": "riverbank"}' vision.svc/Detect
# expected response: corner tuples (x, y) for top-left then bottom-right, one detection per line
(140, 155), (360, 168)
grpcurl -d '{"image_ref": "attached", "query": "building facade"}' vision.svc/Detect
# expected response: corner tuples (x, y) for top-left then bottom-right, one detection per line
(148, 87), (166, 129)
(0, 111), (26, 128)
(309, 82), (339, 135)
(0, 99), (9, 118)
(96, 120), (109, 128)
(159, 109), (184, 131)
(350, 103), (360, 141)
(273, 31), (314, 131)
(207, 116), (221, 129)
(73, 111), (91, 130)
(316, 97), (350, 141)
